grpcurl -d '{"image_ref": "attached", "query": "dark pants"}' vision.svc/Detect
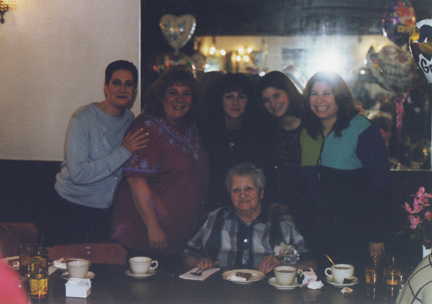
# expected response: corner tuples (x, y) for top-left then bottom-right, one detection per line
(47, 193), (113, 246)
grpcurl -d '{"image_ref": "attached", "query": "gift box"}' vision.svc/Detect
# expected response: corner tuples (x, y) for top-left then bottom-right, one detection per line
(65, 278), (91, 298)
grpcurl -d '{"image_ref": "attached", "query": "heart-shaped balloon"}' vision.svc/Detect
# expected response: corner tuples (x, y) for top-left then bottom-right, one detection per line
(409, 19), (432, 83)
(160, 14), (196, 53)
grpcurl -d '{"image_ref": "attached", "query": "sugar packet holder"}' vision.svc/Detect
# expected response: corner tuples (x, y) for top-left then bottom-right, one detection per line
(66, 278), (91, 298)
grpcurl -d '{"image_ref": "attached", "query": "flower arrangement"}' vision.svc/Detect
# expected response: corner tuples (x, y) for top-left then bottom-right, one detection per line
(273, 242), (300, 264)
(402, 187), (432, 249)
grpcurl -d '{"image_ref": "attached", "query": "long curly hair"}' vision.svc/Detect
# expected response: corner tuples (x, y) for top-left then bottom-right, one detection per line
(303, 71), (358, 138)
(145, 66), (199, 126)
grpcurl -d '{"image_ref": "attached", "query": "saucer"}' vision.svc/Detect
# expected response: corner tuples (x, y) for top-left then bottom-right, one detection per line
(326, 276), (358, 287)
(61, 271), (95, 280)
(125, 269), (156, 279)
(268, 277), (300, 290)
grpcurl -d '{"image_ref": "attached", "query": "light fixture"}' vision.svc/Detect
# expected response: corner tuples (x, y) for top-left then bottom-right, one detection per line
(0, 0), (8, 24)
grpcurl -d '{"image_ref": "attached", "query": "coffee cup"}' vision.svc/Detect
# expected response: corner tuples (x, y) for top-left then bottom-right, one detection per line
(273, 265), (301, 286)
(325, 264), (354, 284)
(129, 257), (158, 274)
(67, 259), (91, 278)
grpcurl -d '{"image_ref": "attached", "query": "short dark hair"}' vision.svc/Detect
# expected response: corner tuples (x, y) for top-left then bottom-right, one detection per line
(105, 60), (138, 86)
(225, 162), (266, 193)
(256, 71), (303, 118)
(303, 71), (358, 138)
(145, 66), (199, 126)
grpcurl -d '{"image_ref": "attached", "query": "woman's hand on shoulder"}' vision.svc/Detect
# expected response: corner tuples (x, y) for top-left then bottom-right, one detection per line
(122, 129), (149, 154)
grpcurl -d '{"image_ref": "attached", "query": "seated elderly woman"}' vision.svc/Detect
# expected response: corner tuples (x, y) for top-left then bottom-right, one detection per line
(181, 162), (316, 274)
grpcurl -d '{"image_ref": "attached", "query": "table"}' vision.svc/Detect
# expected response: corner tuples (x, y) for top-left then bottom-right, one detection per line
(39, 264), (397, 304)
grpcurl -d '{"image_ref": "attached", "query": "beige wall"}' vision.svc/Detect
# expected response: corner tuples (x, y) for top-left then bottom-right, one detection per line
(0, 0), (141, 161)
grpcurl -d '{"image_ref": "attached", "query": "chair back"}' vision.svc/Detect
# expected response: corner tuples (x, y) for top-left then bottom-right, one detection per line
(0, 223), (39, 257)
(48, 243), (127, 265)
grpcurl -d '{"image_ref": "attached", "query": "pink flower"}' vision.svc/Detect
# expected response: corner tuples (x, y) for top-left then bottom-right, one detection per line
(417, 187), (426, 198)
(425, 211), (432, 221)
(409, 215), (422, 229)
(402, 202), (414, 214)
(413, 201), (424, 213)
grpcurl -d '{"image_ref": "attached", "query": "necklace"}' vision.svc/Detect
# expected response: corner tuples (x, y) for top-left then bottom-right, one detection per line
(227, 129), (241, 152)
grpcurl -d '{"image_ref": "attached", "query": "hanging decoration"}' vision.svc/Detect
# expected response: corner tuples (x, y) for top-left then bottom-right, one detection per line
(382, 1), (416, 47)
(152, 52), (195, 74)
(409, 19), (432, 83)
(159, 14), (196, 53)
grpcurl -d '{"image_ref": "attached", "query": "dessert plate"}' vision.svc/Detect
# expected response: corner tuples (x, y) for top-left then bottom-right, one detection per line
(222, 269), (265, 284)
(268, 277), (300, 290)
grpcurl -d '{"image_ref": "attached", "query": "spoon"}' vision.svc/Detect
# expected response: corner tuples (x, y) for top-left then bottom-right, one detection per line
(325, 254), (336, 266)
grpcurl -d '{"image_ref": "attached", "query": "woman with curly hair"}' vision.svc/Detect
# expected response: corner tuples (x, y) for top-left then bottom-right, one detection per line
(111, 66), (209, 270)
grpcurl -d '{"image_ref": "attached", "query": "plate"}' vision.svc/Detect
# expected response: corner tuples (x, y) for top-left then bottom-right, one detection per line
(326, 276), (358, 287)
(125, 269), (156, 279)
(1, 256), (19, 269)
(61, 271), (95, 280)
(222, 269), (265, 284)
(268, 277), (300, 290)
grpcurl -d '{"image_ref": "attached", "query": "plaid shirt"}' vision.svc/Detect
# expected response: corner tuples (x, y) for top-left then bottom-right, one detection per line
(181, 207), (310, 269)
(397, 254), (432, 304)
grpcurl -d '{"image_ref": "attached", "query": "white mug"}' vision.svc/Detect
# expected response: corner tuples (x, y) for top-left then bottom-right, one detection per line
(273, 265), (302, 286)
(325, 264), (354, 284)
(129, 257), (158, 274)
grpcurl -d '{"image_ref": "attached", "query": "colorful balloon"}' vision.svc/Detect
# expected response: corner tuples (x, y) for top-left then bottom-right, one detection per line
(409, 19), (432, 83)
(382, 1), (416, 47)
(159, 14), (196, 53)
(366, 45), (424, 93)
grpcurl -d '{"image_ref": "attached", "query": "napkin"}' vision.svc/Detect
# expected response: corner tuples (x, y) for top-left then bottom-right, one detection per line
(179, 267), (220, 281)
(53, 258), (67, 270)
(302, 268), (317, 285)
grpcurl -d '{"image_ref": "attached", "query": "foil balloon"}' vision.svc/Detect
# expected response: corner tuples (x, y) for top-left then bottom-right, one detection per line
(159, 14), (196, 53)
(152, 52), (195, 74)
(409, 19), (432, 83)
(382, 1), (416, 47)
(366, 45), (424, 93)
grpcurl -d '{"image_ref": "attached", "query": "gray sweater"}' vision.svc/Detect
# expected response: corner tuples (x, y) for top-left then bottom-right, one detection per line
(55, 103), (134, 208)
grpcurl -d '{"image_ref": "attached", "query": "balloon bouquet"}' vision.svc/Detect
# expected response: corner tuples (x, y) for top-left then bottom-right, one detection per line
(152, 14), (202, 74)
(366, 1), (426, 162)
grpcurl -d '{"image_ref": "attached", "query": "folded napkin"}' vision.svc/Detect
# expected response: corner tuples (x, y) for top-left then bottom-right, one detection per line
(53, 258), (67, 270)
(179, 267), (220, 281)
